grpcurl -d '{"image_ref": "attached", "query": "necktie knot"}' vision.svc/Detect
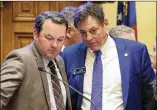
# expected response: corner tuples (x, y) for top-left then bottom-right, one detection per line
(48, 61), (55, 69)
(48, 61), (56, 74)
(94, 50), (102, 57)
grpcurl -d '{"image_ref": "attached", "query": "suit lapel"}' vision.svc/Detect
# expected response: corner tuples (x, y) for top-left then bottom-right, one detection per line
(31, 42), (51, 110)
(113, 37), (130, 108)
(74, 43), (87, 109)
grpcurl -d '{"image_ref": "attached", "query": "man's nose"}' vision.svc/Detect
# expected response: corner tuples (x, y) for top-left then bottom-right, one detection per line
(86, 32), (93, 41)
(51, 40), (58, 48)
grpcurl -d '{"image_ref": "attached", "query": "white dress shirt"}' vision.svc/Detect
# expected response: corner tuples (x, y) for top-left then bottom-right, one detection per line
(81, 35), (124, 110)
(61, 45), (65, 52)
(42, 57), (66, 110)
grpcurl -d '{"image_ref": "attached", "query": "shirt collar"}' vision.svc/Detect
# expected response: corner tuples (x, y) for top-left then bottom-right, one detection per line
(42, 56), (55, 68)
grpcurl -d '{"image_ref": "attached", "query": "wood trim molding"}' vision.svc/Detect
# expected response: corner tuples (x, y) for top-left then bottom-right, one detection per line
(13, 2), (37, 22)
(14, 32), (33, 48)
(0, 1), (4, 62)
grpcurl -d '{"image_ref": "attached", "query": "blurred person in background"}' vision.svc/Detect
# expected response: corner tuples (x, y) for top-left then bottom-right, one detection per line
(60, 6), (81, 51)
(109, 25), (136, 41)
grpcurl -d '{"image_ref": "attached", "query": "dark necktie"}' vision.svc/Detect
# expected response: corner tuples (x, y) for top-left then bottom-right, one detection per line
(48, 61), (65, 110)
(90, 50), (103, 110)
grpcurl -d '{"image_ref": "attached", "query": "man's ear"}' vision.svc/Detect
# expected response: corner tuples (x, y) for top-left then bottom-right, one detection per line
(104, 18), (109, 26)
(33, 28), (38, 40)
(66, 26), (72, 39)
(104, 18), (109, 33)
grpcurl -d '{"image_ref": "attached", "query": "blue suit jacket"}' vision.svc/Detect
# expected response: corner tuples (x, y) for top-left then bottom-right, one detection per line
(62, 37), (155, 110)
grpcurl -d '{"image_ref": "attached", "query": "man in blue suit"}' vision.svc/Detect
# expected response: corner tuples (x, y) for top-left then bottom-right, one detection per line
(62, 2), (155, 110)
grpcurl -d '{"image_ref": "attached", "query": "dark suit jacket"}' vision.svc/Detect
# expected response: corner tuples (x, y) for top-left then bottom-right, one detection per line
(62, 37), (155, 110)
(0, 42), (72, 110)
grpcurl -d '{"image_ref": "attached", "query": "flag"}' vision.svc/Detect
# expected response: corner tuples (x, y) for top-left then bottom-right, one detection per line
(117, 1), (138, 40)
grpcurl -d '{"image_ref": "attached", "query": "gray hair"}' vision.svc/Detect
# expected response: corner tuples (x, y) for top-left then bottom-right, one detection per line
(60, 6), (77, 26)
(34, 11), (68, 34)
(74, 2), (105, 28)
(109, 25), (135, 37)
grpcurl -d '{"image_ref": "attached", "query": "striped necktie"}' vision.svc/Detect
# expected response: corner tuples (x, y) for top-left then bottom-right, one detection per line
(48, 61), (65, 110)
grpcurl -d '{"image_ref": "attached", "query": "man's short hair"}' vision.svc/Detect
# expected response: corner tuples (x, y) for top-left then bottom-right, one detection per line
(60, 6), (77, 26)
(74, 2), (105, 28)
(34, 11), (68, 34)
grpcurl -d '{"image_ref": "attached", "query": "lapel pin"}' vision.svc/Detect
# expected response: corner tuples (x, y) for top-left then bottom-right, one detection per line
(124, 53), (128, 56)
(73, 67), (86, 75)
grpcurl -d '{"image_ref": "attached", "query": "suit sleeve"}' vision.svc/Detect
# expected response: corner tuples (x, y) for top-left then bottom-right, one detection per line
(141, 45), (155, 109)
(0, 52), (25, 109)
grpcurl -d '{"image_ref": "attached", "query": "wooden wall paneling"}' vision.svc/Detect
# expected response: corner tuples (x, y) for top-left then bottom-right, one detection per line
(2, 1), (13, 62)
(58, 1), (84, 11)
(50, 1), (58, 11)
(13, 22), (34, 51)
(13, 1), (37, 22)
(50, 1), (84, 12)
(14, 32), (33, 49)
(0, 2), (4, 62)
(37, 1), (50, 15)
(57, 1), (73, 11)
(13, 22), (34, 33)
(12, 2), (36, 51)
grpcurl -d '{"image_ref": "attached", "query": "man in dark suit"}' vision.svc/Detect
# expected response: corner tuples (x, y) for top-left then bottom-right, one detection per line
(0, 11), (72, 110)
(62, 2), (155, 110)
